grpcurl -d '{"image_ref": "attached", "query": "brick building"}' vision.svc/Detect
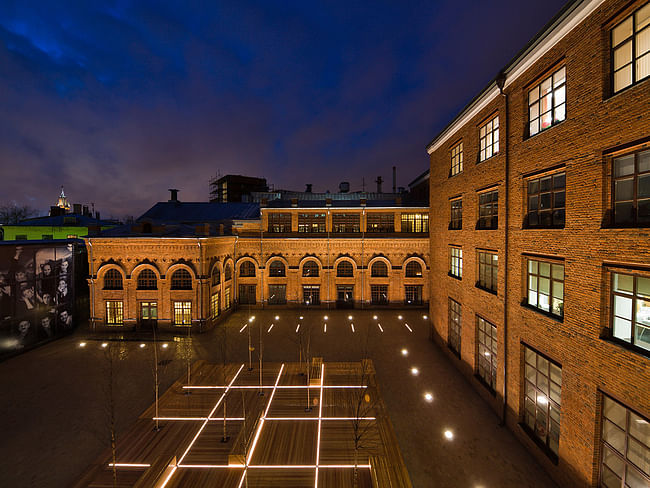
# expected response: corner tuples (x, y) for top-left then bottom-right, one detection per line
(427, 0), (650, 486)
(85, 194), (428, 330)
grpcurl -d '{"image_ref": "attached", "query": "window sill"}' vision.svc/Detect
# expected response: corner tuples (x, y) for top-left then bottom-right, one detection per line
(524, 119), (566, 142)
(474, 374), (496, 396)
(605, 76), (650, 101)
(447, 343), (461, 359)
(477, 153), (499, 164)
(448, 272), (462, 281)
(475, 283), (497, 295)
(448, 224), (463, 231)
(600, 335), (650, 360)
(601, 222), (650, 229)
(518, 423), (559, 465)
(522, 224), (565, 230)
(475, 226), (498, 231)
(520, 301), (563, 323)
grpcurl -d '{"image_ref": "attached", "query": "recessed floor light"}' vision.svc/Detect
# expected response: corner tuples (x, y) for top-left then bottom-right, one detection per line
(424, 393), (433, 402)
(411, 367), (419, 376)
(444, 429), (454, 440)
(162, 343), (169, 348)
(79, 342), (86, 347)
(348, 315), (353, 320)
(398, 315), (403, 320)
(373, 315), (378, 320)
(140, 343), (146, 348)
(401, 348), (408, 356)
(101, 343), (108, 348)
(275, 315), (280, 321)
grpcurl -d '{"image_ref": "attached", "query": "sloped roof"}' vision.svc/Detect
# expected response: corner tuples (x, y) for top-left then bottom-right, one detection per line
(138, 202), (260, 223)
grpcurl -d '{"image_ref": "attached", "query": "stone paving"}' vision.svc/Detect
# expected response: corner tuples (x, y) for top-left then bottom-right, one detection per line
(0, 309), (558, 487)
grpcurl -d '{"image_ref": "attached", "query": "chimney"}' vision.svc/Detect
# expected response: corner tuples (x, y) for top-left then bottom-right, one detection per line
(392, 166), (396, 193)
(95, 211), (100, 221)
(339, 181), (350, 193)
(305, 184), (313, 193)
(73, 203), (82, 214)
(82, 205), (89, 216)
(291, 198), (298, 207)
(360, 198), (367, 207)
(326, 198), (332, 207)
(168, 188), (179, 202)
(375, 176), (383, 194)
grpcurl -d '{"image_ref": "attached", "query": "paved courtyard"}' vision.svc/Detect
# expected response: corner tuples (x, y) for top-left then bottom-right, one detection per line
(0, 309), (558, 487)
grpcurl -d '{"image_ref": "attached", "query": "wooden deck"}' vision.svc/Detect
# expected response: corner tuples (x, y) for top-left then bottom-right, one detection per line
(72, 360), (412, 488)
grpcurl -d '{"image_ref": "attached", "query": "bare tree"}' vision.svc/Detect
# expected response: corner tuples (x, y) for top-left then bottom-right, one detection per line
(0, 203), (38, 224)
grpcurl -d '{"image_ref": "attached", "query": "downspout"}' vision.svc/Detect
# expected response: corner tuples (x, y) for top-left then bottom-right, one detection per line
(260, 209), (264, 308)
(234, 236), (238, 310)
(88, 239), (95, 330)
(327, 210), (330, 309)
(361, 208), (365, 309)
(497, 72), (509, 426)
(197, 239), (202, 332)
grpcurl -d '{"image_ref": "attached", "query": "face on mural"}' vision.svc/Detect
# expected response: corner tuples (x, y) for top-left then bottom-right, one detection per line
(22, 287), (34, 300)
(41, 316), (52, 329)
(60, 261), (69, 273)
(58, 280), (67, 294)
(59, 310), (69, 323)
(18, 321), (30, 335)
(42, 264), (52, 276)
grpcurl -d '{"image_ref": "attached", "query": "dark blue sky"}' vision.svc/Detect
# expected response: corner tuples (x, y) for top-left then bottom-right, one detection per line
(0, 0), (567, 218)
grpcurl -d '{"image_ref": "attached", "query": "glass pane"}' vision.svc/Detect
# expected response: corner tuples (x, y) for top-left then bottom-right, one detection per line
(539, 277), (550, 295)
(529, 260), (538, 274)
(630, 411), (650, 448)
(540, 262), (551, 277)
(637, 53), (650, 81)
(554, 104), (566, 123)
(529, 120), (538, 136)
(541, 77), (552, 96)
(525, 348), (536, 366)
(615, 273), (635, 294)
(614, 316), (633, 342)
(639, 199), (650, 223)
(616, 179), (635, 201)
(615, 64), (633, 92)
(614, 295), (633, 320)
(615, 202), (635, 223)
(639, 174), (650, 198)
(613, 17), (633, 46)
(603, 444), (626, 476)
(529, 86), (539, 104)
(550, 363), (562, 386)
(601, 465), (622, 488)
(554, 84), (566, 105)
(615, 42), (633, 69)
(550, 381), (561, 404)
(626, 466), (650, 488)
(604, 396), (627, 427)
(541, 110), (552, 130)
(604, 419), (626, 451)
(627, 436), (650, 478)
(638, 3), (650, 30)
(615, 155), (636, 177)
(638, 277), (650, 298)
(553, 281), (564, 300)
(637, 27), (650, 57)
(554, 191), (566, 208)
(541, 92), (552, 113)
(529, 103), (539, 121)
(640, 150), (650, 172)
(553, 67), (566, 87)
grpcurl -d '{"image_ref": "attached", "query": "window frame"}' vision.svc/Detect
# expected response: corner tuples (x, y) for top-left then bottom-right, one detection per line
(525, 172), (566, 229)
(103, 269), (123, 290)
(449, 198), (462, 230)
(405, 261), (423, 278)
(173, 301), (192, 326)
(210, 292), (220, 319)
(609, 270), (650, 354)
(405, 285), (423, 305)
(267, 212), (292, 233)
(400, 213), (429, 233)
(337, 261), (354, 278)
(371, 261), (389, 277)
(610, 2), (650, 94)
(611, 148), (650, 227)
(303, 285), (320, 305)
(268, 261), (286, 277)
(450, 141), (463, 176)
(449, 246), (463, 279)
(525, 257), (565, 319)
(302, 260), (320, 277)
(366, 213), (394, 233)
(105, 300), (124, 325)
(476, 316), (497, 393)
(527, 65), (566, 137)
(448, 298), (461, 356)
(477, 250), (498, 294)
(171, 269), (192, 290)
(479, 115), (499, 162)
(477, 189), (498, 230)
(371, 284), (389, 305)
(298, 213), (326, 233)
(239, 261), (256, 277)
(332, 213), (361, 233)
(137, 269), (158, 290)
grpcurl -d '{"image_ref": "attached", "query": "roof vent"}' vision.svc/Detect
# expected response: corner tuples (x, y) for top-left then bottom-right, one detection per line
(168, 189), (179, 202)
(339, 182), (350, 193)
(291, 198), (298, 207)
(305, 184), (313, 193)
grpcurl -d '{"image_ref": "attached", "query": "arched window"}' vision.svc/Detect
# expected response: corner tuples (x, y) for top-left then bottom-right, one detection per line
(337, 261), (354, 277)
(371, 261), (388, 277)
(269, 261), (285, 277)
(405, 261), (423, 277)
(212, 267), (221, 286)
(103, 269), (123, 290)
(137, 269), (157, 290)
(171, 269), (192, 290)
(240, 261), (256, 277)
(224, 263), (232, 281)
(302, 260), (319, 277)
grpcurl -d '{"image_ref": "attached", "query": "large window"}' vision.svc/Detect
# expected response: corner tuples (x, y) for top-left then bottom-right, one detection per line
(611, 271), (650, 352)
(613, 149), (650, 226)
(600, 394), (650, 487)
(450, 199), (462, 230)
(523, 346), (561, 458)
(337, 285), (354, 304)
(332, 213), (360, 233)
(337, 261), (354, 277)
(367, 213), (394, 232)
(449, 247), (462, 279)
(448, 298), (461, 355)
(267, 212), (292, 233)
(212, 267), (221, 286)
(106, 301), (123, 325)
(478, 190), (498, 229)
(303, 285), (320, 305)
(477, 317), (497, 392)
(405, 261), (422, 278)
(298, 213), (326, 233)
(268, 284), (286, 304)
(401, 213), (429, 233)
(527, 172), (566, 228)
(371, 261), (388, 277)
(302, 260), (320, 277)
(173, 301), (192, 326)
(210, 293), (220, 319)
(479, 115), (499, 161)
(371, 285), (389, 305)
(137, 269), (157, 290)
(224, 287), (231, 309)
(269, 261), (286, 277)
(103, 269), (123, 290)
(171, 269), (192, 290)
(140, 302), (157, 322)
(450, 141), (463, 176)
(239, 284), (256, 305)
(405, 285), (423, 305)
(477, 251), (498, 293)
(611, 2), (650, 93)
(240, 261), (256, 277)
(526, 258), (564, 318)
(224, 263), (232, 281)
(528, 66), (566, 137)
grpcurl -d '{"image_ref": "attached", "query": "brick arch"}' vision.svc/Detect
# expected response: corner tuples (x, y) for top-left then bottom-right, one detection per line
(368, 256), (392, 277)
(236, 256), (260, 270)
(97, 262), (127, 280)
(166, 262), (197, 281)
(333, 255), (358, 269)
(222, 257), (234, 281)
(131, 262), (161, 279)
(299, 254), (323, 269)
(403, 256), (427, 278)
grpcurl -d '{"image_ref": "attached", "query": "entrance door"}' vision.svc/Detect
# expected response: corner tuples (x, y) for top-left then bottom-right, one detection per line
(140, 301), (158, 329)
(239, 284), (256, 305)
(336, 285), (354, 308)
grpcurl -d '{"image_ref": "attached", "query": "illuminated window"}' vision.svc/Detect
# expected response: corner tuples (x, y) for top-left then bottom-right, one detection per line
(298, 213), (326, 233)
(103, 269), (123, 290)
(267, 212), (292, 233)
(240, 261), (256, 277)
(212, 267), (221, 286)
(523, 346), (561, 459)
(611, 271), (650, 352)
(405, 285), (423, 305)
(526, 172), (566, 228)
(171, 269), (192, 290)
(450, 199), (462, 230)
(137, 269), (157, 290)
(332, 213), (360, 233)
(450, 141), (463, 176)
(173, 301), (192, 326)
(367, 213), (394, 232)
(337, 285), (354, 304)
(106, 301), (123, 325)
(302, 260), (319, 277)
(401, 213), (429, 233)
(477, 251), (498, 293)
(478, 189), (498, 229)
(479, 115), (499, 161)
(449, 247), (462, 279)
(405, 261), (422, 278)
(611, 2), (650, 93)
(528, 66), (566, 137)
(477, 317), (497, 392)
(303, 285), (320, 305)
(337, 261), (354, 277)
(612, 149), (650, 226)
(210, 293), (220, 319)
(140, 302), (157, 321)
(269, 261), (285, 277)
(67, 234), (78, 239)
(600, 394), (650, 487)
(526, 258), (564, 318)
(224, 287), (231, 309)
(448, 298), (461, 355)
(371, 285), (389, 305)
(371, 261), (388, 277)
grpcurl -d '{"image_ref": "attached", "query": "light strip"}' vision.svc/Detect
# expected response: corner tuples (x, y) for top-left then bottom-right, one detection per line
(377, 323), (384, 333)
(296, 324), (301, 332)
(404, 323), (413, 333)
(172, 463), (372, 469)
(315, 363), (325, 488)
(153, 417), (245, 421)
(239, 324), (247, 333)
(267, 323), (274, 333)
(183, 385), (366, 390)
(350, 323), (355, 333)
(265, 417), (375, 421)
(324, 323), (327, 333)
(159, 465), (177, 488)
(107, 463), (151, 468)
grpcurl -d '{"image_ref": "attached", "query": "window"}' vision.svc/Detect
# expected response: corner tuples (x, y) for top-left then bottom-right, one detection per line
(371, 261), (388, 277)
(224, 287), (232, 309)
(239, 284), (256, 305)
(171, 269), (192, 290)
(613, 149), (650, 226)
(137, 269), (157, 290)
(450, 199), (462, 230)
(478, 190), (498, 229)
(337, 261), (354, 277)
(67, 234), (78, 239)
(477, 317), (497, 391)
(103, 269), (123, 290)
(173, 301), (192, 326)
(527, 172), (566, 228)
(448, 298), (461, 355)
(528, 66), (566, 136)
(332, 213), (360, 233)
(298, 213), (326, 233)
(526, 258), (564, 318)
(449, 247), (462, 279)
(523, 346), (561, 458)
(224, 263), (232, 281)
(303, 285), (320, 305)
(240, 261), (256, 277)
(611, 3), (650, 93)
(106, 301), (123, 325)
(210, 293), (220, 319)
(268, 212), (292, 233)
(269, 261), (286, 277)
(477, 251), (498, 293)
(450, 141), (463, 176)
(212, 267), (221, 286)
(367, 213), (394, 232)
(479, 115), (499, 161)
(140, 302), (157, 321)
(268, 284), (287, 304)
(600, 394), (650, 487)
(611, 271), (650, 352)
(371, 285), (389, 305)
(405, 261), (422, 278)
(16, 234), (27, 240)
(401, 213), (429, 233)
(302, 260), (319, 277)
(405, 285), (423, 305)
(337, 285), (354, 304)
(42, 234), (53, 240)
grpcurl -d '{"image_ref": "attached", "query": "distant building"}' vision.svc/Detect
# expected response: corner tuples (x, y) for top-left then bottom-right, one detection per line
(209, 174), (268, 203)
(54, 186), (71, 213)
(1, 214), (118, 241)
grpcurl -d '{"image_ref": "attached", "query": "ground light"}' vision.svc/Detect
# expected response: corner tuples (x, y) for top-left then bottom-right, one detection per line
(398, 315), (403, 320)
(373, 315), (378, 320)
(275, 315), (279, 321)
(140, 343), (146, 348)
(348, 315), (353, 320)
(410, 367), (419, 376)
(162, 343), (169, 349)
(444, 429), (454, 440)
(423, 315), (428, 319)
(101, 343), (108, 348)
(401, 348), (408, 356)
(424, 393), (433, 402)
(299, 316), (303, 320)
(79, 342), (86, 347)
(324, 315), (328, 321)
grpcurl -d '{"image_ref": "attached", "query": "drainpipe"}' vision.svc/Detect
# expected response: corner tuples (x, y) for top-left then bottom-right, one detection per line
(88, 239), (95, 330)
(496, 72), (510, 426)
(197, 239), (202, 332)
(260, 209), (264, 308)
(234, 236), (238, 310)
(361, 208), (365, 309)
(327, 210), (330, 309)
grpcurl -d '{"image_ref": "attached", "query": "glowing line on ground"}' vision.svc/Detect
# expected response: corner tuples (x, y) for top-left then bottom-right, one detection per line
(404, 323), (413, 332)
(267, 323), (274, 333)
(324, 323), (327, 333)
(239, 324), (247, 333)
(159, 465), (177, 488)
(265, 417), (375, 421)
(107, 463), (151, 468)
(173, 463), (372, 469)
(296, 324), (301, 333)
(350, 323), (355, 333)
(377, 323), (384, 332)
(153, 417), (245, 422)
(315, 363), (325, 488)
(182, 385), (367, 389)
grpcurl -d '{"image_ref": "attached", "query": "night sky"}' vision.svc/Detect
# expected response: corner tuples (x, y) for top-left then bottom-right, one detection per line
(0, 0), (567, 219)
